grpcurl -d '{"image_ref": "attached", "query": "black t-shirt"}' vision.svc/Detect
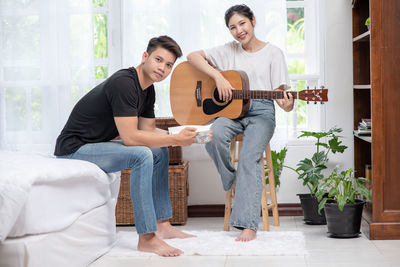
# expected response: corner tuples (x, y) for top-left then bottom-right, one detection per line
(54, 67), (155, 156)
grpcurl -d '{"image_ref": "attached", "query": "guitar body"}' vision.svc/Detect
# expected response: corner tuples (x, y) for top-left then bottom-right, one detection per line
(170, 61), (328, 126)
(170, 61), (250, 125)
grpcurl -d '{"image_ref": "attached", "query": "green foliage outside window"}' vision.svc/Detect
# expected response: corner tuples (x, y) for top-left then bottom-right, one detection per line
(5, 87), (41, 131)
(95, 65), (108, 79)
(5, 88), (26, 131)
(287, 8), (304, 29)
(31, 87), (42, 130)
(2, 15), (40, 60)
(93, 0), (107, 8)
(93, 0), (108, 80)
(94, 14), (108, 59)
(287, 18), (304, 54)
(286, 7), (307, 126)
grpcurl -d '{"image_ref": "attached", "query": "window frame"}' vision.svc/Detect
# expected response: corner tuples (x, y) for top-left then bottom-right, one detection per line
(282, 0), (326, 142)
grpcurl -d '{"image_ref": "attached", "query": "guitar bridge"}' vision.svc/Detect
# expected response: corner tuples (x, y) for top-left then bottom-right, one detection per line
(196, 81), (202, 107)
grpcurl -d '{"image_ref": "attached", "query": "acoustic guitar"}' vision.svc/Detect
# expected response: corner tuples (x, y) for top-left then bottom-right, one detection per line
(170, 61), (328, 125)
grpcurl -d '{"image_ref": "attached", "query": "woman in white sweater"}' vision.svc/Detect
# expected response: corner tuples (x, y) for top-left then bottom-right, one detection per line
(187, 4), (294, 242)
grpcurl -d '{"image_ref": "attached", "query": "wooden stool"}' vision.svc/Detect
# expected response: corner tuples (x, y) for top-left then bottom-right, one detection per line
(224, 134), (280, 231)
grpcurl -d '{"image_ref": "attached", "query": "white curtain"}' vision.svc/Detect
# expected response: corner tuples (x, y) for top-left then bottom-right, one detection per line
(0, 0), (95, 153)
(0, 0), (287, 154)
(122, 0), (288, 151)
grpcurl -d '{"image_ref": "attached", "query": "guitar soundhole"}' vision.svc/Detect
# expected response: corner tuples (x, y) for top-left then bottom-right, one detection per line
(213, 88), (224, 103)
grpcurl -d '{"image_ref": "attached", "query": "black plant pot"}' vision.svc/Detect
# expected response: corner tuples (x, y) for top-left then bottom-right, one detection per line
(324, 199), (365, 238)
(297, 193), (327, 225)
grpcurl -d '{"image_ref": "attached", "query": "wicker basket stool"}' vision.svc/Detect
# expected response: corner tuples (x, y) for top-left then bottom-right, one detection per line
(115, 160), (189, 225)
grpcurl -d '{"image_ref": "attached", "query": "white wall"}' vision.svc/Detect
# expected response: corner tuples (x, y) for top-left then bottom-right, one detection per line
(322, 0), (354, 172)
(184, 0), (354, 205)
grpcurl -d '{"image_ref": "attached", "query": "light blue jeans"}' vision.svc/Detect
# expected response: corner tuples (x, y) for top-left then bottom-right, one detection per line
(58, 140), (171, 234)
(205, 100), (276, 231)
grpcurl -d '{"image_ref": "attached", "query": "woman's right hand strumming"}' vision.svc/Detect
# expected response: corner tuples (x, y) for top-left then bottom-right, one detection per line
(215, 74), (233, 102)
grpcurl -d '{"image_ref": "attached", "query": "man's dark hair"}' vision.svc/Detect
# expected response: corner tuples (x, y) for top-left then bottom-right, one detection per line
(146, 35), (182, 60)
(224, 4), (255, 28)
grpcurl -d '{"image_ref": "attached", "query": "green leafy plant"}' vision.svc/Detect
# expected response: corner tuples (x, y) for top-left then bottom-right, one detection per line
(265, 147), (288, 188)
(285, 127), (348, 194)
(365, 17), (370, 27)
(315, 167), (372, 212)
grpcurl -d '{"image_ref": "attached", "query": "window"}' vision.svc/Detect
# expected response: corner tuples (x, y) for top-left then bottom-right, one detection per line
(69, 0), (119, 106)
(280, 0), (324, 138)
(0, 0), (120, 151)
(1, 0), (43, 149)
(0, 0), (323, 151)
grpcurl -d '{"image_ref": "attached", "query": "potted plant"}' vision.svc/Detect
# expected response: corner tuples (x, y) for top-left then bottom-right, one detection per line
(315, 167), (371, 238)
(286, 127), (347, 224)
(365, 17), (370, 31)
(265, 147), (287, 188)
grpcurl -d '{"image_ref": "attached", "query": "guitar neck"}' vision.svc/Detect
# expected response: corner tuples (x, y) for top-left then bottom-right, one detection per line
(232, 90), (298, 100)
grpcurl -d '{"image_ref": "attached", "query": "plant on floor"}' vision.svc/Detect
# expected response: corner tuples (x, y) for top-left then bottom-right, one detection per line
(314, 167), (371, 238)
(265, 146), (287, 188)
(315, 167), (371, 212)
(286, 127), (348, 194)
(284, 126), (348, 225)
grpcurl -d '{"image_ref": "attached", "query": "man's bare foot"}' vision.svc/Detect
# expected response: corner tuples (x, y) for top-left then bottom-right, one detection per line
(235, 228), (256, 242)
(156, 220), (196, 239)
(138, 233), (183, 257)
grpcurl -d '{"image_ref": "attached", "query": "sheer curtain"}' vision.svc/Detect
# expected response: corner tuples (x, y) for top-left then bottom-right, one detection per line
(121, 0), (288, 151)
(0, 0), (96, 153)
(0, 0), (288, 154)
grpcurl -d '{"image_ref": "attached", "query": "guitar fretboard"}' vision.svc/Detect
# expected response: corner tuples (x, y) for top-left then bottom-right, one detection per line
(232, 90), (298, 100)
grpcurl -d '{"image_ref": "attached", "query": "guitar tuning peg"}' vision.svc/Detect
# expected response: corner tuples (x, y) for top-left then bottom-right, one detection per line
(307, 101), (309, 104)
(314, 101), (317, 104)
(321, 85), (325, 89)
(320, 101), (324, 104)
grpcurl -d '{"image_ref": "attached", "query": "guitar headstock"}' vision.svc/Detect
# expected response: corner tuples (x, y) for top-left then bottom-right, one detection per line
(298, 86), (328, 103)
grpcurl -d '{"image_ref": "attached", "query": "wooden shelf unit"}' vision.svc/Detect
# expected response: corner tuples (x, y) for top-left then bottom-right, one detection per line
(352, 0), (400, 240)
(354, 134), (371, 143)
(353, 30), (370, 42)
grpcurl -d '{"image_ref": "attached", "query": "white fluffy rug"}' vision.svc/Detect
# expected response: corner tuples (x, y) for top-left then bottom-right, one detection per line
(108, 231), (307, 256)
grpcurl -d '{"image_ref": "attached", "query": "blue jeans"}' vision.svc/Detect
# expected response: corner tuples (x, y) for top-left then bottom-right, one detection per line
(58, 140), (172, 234)
(205, 100), (275, 231)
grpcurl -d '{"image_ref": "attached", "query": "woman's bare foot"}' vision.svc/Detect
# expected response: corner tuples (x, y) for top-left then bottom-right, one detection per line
(235, 228), (256, 242)
(156, 220), (196, 239)
(138, 233), (183, 257)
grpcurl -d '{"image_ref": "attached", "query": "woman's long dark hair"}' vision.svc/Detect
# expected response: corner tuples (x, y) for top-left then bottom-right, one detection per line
(224, 4), (255, 27)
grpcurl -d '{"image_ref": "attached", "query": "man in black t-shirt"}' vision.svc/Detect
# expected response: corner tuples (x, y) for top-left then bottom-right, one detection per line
(55, 36), (209, 257)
